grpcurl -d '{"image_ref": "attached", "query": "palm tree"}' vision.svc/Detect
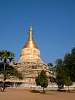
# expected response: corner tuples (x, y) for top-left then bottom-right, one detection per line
(0, 50), (23, 91)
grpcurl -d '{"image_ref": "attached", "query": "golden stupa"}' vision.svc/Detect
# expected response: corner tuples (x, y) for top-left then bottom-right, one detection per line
(0, 26), (52, 87)
(19, 26), (42, 63)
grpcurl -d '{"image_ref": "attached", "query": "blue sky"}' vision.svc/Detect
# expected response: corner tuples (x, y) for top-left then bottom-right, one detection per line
(0, 0), (75, 63)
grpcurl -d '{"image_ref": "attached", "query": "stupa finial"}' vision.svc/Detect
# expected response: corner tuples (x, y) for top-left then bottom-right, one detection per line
(23, 25), (38, 48)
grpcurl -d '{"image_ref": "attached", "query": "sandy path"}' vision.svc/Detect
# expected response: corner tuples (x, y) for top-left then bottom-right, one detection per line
(0, 88), (75, 100)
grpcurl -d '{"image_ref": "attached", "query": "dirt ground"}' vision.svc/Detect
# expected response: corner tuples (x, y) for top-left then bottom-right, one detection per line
(0, 88), (75, 100)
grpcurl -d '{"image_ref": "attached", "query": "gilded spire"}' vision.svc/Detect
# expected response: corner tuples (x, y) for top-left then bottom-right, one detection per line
(28, 25), (33, 41)
(23, 26), (38, 48)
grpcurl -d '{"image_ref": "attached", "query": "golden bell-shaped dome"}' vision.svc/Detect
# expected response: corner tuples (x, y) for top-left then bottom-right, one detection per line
(19, 26), (42, 63)
(23, 26), (38, 49)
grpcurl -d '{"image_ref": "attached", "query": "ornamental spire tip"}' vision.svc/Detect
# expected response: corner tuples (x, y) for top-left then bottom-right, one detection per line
(29, 25), (32, 31)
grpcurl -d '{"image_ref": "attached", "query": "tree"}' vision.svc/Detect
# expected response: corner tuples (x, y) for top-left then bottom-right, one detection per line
(63, 47), (75, 82)
(35, 70), (48, 93)
(64, 76), (72, 92)
(55, 59), (65, 90)
(0, 50), (23, 91)
(55, 47), (75, 91)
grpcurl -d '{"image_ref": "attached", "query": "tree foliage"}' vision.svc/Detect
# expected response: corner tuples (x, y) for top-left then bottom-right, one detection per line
(64, 76), (72, 92)
(55, 59), (65, 89)
(0, 63), (23, 79)
(35, 70), (48, 93)
(0, 50), (22, 91)
(55, 47), (75, 91)
(64, 48), (75, 82)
